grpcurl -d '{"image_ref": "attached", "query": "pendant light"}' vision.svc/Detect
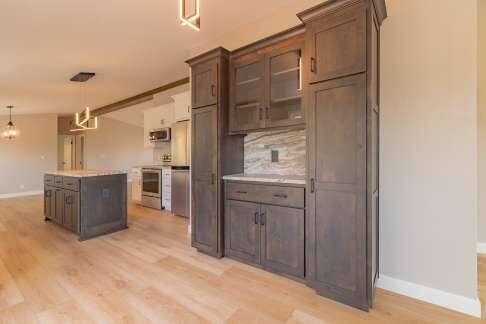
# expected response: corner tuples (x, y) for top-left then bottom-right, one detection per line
(1, 106), (19, 140)
(69, 72), (99, 132)
(180, 0), (200, 31)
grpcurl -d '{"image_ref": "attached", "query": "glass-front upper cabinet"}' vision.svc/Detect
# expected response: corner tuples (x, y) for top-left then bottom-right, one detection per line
(229, 36), (305, 134)
(266, 45), (304, 128)
(230, 55), (265, 132)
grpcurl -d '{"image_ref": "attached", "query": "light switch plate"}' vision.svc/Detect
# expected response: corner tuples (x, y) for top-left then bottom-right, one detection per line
(271, 150), (279, 162)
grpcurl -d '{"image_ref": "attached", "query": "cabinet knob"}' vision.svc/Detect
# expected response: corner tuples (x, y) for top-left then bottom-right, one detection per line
(210, 85), (216, 97)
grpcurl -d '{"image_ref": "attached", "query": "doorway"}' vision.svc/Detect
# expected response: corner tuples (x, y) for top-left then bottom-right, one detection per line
(58, 134), (85, 170)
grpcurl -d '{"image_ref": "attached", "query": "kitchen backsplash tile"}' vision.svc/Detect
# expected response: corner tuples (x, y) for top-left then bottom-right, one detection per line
(244, 129), (306, 176)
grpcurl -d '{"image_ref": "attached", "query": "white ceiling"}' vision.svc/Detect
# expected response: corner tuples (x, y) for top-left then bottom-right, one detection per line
(0, 0), (309, 116)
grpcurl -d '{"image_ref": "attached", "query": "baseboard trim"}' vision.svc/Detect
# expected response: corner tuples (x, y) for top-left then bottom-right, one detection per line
(377, 275), (481, 318)
(0, 190), (43, 199)
(477, 242), (486, 255)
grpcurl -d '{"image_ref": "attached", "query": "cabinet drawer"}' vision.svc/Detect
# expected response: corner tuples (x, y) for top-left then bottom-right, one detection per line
(62, 177), (79, 191)
(44, 174), (55, 185)
(54, 176), (63, 186)
(227, 182), (304, 208)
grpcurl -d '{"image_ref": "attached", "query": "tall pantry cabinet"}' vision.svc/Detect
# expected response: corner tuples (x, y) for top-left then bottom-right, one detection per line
(298, 0), (386, 310)
(186, 48), (244, 258)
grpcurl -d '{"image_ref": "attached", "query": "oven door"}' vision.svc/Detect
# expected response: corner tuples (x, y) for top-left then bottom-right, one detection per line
(142, 169), (161, 198)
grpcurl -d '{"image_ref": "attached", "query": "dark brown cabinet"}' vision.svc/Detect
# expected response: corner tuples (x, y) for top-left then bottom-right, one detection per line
(304, 2), (367, 84)
(44, 173), (127, 240)
(224, 181), (305, 279)
(192, 105), (218, 254)
(54, 188), (65, 225)
(44, 185), (56, 221)
(187, 48), (245, 258)
(63, 190), (79, 232)
(226, 200), (260, 264)
(191, 59), (218, 109)
(45, 181), (79, 232)
(229, 33), (305, 134)
(299, 0), (386, 311)
(260, 204), (305, 278)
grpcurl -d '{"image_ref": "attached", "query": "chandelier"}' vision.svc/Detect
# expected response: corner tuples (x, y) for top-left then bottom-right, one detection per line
(1, 106), (19, 140)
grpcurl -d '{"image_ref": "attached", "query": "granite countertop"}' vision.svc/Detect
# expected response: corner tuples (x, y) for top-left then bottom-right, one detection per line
(223, 173), (305, 185)
(46, 170), (127, 178)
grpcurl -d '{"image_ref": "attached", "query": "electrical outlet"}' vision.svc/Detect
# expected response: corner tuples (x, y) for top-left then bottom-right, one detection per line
(271, 150), (279, 162)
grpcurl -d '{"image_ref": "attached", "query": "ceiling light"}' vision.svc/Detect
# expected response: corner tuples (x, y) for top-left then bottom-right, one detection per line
(180, 0), (200, 31)
(70, 72), (99, 132)
(1, 106), (19, 140)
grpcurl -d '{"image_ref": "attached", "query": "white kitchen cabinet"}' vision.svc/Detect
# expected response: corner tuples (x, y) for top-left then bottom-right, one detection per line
(172, 92), (191, 122)
(162, 167), (171, 211)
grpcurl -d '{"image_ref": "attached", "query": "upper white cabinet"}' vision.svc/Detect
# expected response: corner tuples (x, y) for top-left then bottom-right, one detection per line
(172, 92), (191, 122)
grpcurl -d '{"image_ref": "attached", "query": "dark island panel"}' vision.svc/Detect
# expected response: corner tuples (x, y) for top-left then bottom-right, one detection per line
(44, 171), (128, 241)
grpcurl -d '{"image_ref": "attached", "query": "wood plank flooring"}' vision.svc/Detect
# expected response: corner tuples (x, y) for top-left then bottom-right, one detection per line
(0, 195), (484, 323)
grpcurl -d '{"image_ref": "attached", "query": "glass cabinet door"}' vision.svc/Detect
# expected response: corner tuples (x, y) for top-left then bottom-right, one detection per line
(266, 46), (304, 128)
(230, 57), (265, 132)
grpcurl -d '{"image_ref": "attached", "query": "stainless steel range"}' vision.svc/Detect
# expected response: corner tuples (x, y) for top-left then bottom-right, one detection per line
(141, 168), (162, 209)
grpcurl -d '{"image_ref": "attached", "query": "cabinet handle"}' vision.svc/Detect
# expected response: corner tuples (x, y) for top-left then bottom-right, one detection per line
(298, 56), (303, 91)
(254, 212), (259, 225)
(236, 190), (247, 194)
(310, 57), (316, 73)
(211, 85), (216, 97)
(65, 195), (73, 205)
(260, 212), (266, 226)
(259, 108), (263, 120)
(273, 194), (288, 199)
(265, 107), (269, 120)
(310, 178), (315, 193)
(211, 173), (216, 185)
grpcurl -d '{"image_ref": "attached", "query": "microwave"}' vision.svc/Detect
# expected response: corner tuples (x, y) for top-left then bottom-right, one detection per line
(149, 128), (171, 142)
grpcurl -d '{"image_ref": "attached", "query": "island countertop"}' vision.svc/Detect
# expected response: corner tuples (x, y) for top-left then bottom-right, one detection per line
(222, 173), (305, 186)
(45, 170), (127, 178)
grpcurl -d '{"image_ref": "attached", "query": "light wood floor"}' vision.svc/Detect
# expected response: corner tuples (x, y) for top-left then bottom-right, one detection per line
(0, 196), (485, 323)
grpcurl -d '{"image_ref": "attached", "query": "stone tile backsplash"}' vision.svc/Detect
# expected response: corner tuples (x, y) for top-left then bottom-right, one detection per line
(244, 129), (306, 176)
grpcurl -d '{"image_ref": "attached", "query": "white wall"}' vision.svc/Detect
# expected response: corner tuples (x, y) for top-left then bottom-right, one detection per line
(477, 0), (486, 245)
(380, 0), (478, 304)
(84, 117), (151, 173)
(0, 114), (57, 195)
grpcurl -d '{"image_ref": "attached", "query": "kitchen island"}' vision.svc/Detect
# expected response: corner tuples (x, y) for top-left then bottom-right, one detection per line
(44, 170), (128, 241)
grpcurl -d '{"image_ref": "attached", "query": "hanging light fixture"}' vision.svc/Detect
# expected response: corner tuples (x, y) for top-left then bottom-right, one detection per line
(1, 106), (19, 140)
(179, 0), (200, 31)
(69, 72), (99, 132)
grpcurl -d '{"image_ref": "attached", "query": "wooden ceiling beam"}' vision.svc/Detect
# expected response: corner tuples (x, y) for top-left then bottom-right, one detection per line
(90, 77), (190, 116)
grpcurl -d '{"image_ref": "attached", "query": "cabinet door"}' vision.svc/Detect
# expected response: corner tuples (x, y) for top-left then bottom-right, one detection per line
(191, 105), (219, 255)
(225, 200), (260, 264)
(229, 54), (265, 132)
(307, 74), (367, 308)
(63, 190), (79, 233)
(266, 43), (305, 128)
(44, 186), (55, 219)
(306, 3), (366, 84)
(191, 59), (218, 109)
(260, 204), (304, 278)
(53, 188), (64, 224)
(173, 92), (191, 122)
